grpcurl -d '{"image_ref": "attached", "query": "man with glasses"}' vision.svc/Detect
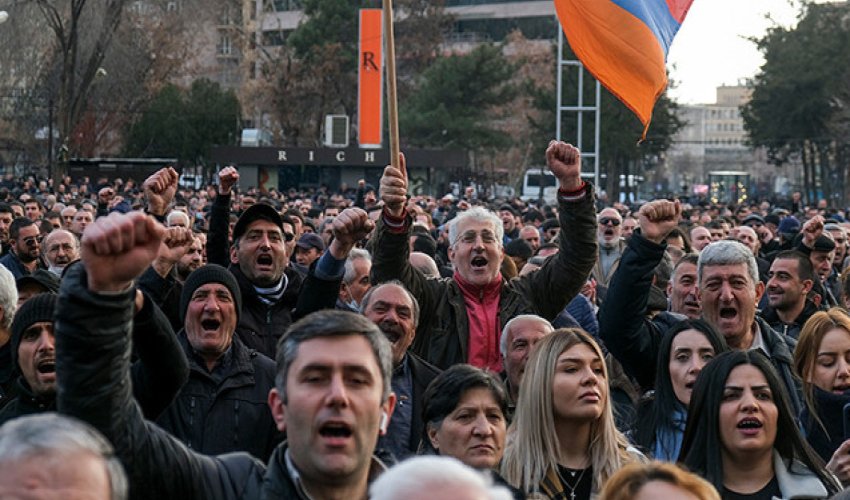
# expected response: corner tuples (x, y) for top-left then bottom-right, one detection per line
(591, 207), (625, 289)
(0, 218), (43, 279)
(372, 142), (596, 370)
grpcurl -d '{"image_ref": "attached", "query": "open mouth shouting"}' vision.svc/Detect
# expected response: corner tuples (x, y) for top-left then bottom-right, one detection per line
(256, 253), (274, 270)
(36, 357), (56, 375)
(201, 318), (222, 333)
(736, 416), (763, 436)
(319, 420), (354, 448)
(470, 256), (488, 270)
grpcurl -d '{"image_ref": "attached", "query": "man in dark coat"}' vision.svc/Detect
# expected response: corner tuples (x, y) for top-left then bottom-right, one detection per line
(207, 167), (303, 359)
(56, 211), (397, 499)
(155, 263), (282, 461)
(0, 286), (187, 425)
(599, 200), (802, 416)
(362, 282), (440, 461)
(371, 141), (597, 370)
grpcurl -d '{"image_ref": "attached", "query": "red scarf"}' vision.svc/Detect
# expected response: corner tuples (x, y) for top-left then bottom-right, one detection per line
(454, 271), (503, 373)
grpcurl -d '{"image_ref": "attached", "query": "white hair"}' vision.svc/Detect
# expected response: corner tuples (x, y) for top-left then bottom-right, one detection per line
(343, 248), (372, 284)
(500, 314), (554, 358)
(370, 456), (513, 500)
(448, 207), (504, 248)
(697, 240), (758, 287)
(0, 265), (17, 330)
(166, 210), (191, 228)
(0, 413), (127, 499)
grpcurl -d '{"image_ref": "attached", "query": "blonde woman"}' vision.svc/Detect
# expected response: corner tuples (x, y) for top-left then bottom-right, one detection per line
(501, 328), (642, 499)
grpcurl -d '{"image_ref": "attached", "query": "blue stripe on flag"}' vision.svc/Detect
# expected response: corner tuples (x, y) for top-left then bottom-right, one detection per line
(611, 0), (681, 56)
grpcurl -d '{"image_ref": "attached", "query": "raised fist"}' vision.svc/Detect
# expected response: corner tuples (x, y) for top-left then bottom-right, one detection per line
(638, 200), (681, 245)
(143, 167), (179, 217)
(218, 166), (239, 195)
(329, 207), (375, 258)
(545, 141), (582, 191)
(82, 212), (165, 292)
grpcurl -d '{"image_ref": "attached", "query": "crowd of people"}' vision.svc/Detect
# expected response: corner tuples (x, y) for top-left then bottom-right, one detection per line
(0, 140), (849, 499)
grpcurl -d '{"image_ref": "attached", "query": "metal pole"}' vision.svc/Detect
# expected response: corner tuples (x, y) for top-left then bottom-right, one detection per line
(594, 81), (601, 188)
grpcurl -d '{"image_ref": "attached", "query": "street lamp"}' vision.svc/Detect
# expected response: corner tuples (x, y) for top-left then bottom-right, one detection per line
(0, 11), (9, 24)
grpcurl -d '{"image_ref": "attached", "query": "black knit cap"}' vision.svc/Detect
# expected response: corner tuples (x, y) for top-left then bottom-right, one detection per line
(11, 293), (57, 369)
(180, 264), (242, 324)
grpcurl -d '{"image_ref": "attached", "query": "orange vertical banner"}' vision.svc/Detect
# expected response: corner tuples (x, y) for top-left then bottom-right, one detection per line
(359, 9), (383, 148)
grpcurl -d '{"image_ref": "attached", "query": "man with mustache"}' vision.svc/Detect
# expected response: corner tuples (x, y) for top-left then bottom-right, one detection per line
(361, 281), (440, 461)
(43, 229), (80, 277)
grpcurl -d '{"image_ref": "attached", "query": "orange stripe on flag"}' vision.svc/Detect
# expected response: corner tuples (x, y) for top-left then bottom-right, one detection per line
(359, 9), (383, 147)
(555, 0), (668, 139)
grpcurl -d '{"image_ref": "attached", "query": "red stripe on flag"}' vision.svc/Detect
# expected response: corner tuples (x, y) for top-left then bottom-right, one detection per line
(666, 0), (694, 23)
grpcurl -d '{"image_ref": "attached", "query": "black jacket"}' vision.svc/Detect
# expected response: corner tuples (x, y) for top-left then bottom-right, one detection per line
(599, 232), (803, 415)
(0, 377), (54, 424)
(761, 299), (820, 340)
(56, 264), (382, 499)
(369, 184), (597, 369)
(230, 265), (303, 359)
(137, 265), (184, 333)
(156, 332), (282, 461)
(1, 288), (188, 425)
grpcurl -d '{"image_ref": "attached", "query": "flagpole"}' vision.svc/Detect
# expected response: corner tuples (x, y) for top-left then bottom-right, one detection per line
(383, 0), (401, 173)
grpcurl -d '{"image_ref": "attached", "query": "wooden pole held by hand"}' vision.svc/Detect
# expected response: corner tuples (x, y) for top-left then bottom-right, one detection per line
(383, 0), (401, 174)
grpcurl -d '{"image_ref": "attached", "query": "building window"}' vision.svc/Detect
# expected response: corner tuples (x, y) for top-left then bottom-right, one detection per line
(217, 32), (233, 57)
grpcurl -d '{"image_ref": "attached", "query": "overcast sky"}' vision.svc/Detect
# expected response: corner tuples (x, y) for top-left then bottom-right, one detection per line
(666, 0), (815, 104)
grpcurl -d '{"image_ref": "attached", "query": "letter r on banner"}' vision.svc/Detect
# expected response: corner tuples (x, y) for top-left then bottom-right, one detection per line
(358, 9), (383, 148)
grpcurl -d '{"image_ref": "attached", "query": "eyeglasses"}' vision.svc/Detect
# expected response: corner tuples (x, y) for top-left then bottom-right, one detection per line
(284, 233), (295, 242)
(598, 217), (621, 226)
(21, 235), (40, 246)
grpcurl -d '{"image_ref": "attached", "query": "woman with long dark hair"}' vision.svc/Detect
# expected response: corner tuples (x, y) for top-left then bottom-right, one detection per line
(793, 308), (850, 485)
(680, 350), (840, 498)
(632, 319), (728, 461)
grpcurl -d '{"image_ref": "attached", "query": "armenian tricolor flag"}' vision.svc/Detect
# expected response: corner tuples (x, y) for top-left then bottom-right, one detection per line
(555, 0), (694, 138)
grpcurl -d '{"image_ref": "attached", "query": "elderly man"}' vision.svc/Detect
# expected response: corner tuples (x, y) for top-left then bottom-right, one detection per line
(518, 225), (541, 252)
(56, 210), (398, 498)
(363, 281), (440, 461)
(337, 248), (372, 312)
(591, 207), (625, 288)
(499, 314), (553, 410)
(372, 142), (596, 370)
(600, 200), (801, 415)
(43, 229), (80, 277)
(0, 217), (43, 279)
(61, 205), (78, 229)
(0, 414), (128, 500)
(155, 264), (281, 461)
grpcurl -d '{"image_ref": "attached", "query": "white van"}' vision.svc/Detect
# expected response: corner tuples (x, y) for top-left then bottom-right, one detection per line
(520, 168), (558, 204)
